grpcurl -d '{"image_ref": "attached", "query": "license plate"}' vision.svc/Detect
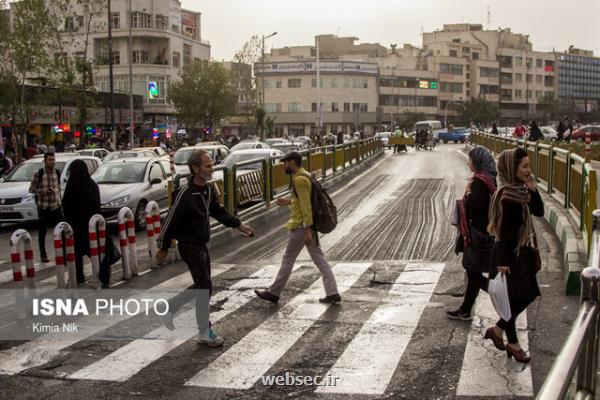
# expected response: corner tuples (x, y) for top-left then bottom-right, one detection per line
(0, 206), (15, 213)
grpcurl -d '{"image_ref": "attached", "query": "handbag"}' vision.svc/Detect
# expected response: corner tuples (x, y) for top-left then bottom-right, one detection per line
(451, 200), (461, 226)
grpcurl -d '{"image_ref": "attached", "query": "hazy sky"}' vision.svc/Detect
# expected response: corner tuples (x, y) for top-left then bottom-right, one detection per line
(181, 0), (600, 61)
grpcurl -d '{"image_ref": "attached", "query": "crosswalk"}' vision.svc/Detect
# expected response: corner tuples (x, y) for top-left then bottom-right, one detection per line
(0, 261), (537, 397)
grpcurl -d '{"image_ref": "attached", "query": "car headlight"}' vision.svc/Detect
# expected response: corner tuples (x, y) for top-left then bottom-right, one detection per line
(22, 193), (35, 203)
(103, 195), (131, 208)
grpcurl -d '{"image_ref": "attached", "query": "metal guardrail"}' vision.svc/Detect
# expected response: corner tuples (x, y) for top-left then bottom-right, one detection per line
(472, 133), (598, 255)
(537, 209), (600, 400)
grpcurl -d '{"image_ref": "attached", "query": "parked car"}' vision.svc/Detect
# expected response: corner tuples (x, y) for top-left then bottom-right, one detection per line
(265, 138), (287, 147)
(572, 126), (600, 141)
(294, 136), (312, 147)
(221, 149), (284, 172)
(230, 141), (271, 153)
(172, 144), (230, 183)
(132, 146), (169, 158)
(92, 157), (172, 231)
(375, 132), (392, 148)
(271, 143), (302, 154)
(438, 127), (470, 143)
(104, 150), (156, 162)
(78, 148), (110, 160)
(0, 153), (101, 225)
(539, 126), (559, 140)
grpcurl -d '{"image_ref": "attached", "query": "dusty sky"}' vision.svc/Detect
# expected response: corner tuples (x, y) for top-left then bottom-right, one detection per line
(181, 0), (600, 61)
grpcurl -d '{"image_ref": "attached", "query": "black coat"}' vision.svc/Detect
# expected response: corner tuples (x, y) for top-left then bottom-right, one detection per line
(489, 189), (544, 303)
(62, 179), (101, 256)
(462, 179), (495, 273)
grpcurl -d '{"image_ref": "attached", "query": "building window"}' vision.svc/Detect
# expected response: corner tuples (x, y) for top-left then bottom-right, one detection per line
(311, 78), (323, 88)
(110, 12), (120, 29)
(462, 46), (470, 53)
(132, 50), (149, 64)
(172, 52), (180, 67)
(536, 59), (543, 68)
(112, 50), (120, 65)
(344, 103), (350, 112)
(287, 103), (302, 112)
(132, 12), (152, 29)
(311, 103), (317, 112)
(472, 52), (480, 60)
(288, 79), (301, 88)
(527, 90), (532, 98)
(515, 57), (523, 67)
(480, 67), (499, 77)
(155, 15), (168, 30)
(331, 78), (337, 88)
(276, 80), (282, 88)
(264, 79), (272, 89)
(440, 63), (463, 75)
(183, 44), (192, 65)
(535, 90), (542, 98)
(344, 79), (350, 88)
(479, 84), (499, 95)
(515, 89), (522, 98)
(536, 74), (543, 84)
(64, 16), (74, 31)
(515, 73), (523, 82)
(352, 103), (368, 112)
(526, 74), (532, 83)
(449, 50), (458, 57)
(440, 82), (463, 93)
(265, 103), (281, 113)
(332, 102), (339, 112)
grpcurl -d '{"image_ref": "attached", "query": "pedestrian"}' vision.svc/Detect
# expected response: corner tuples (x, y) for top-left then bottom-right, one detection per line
(556, 119), (565, 141)
(514, 122), (525, 138)
(29, 152), (63, 263)
(254, 151), (341, 305)
(0, 149), (13, 178)
(484, 147), (543, 363)
(565, 117), (573, 143)
(447, 147), (497, 321)
(156, 150), (255, 347)
(62, 160), (119, 286)
(527, 121), (543, 141)
(491, 122), (499, 135)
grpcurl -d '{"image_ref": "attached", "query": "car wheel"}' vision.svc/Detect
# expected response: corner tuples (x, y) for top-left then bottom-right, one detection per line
(134, 200), (148, 231)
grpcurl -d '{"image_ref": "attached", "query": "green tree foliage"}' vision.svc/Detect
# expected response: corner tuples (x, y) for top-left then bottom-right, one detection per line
(255, 107), (266, 139)
(456, 97), (501, 126)
(398, 112), (426, 131)
(169, 61), (237, 136)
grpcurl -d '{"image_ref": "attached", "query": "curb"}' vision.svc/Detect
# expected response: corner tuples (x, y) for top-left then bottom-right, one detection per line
(208, 150), (386, 252)
(466, 144), (587, 295)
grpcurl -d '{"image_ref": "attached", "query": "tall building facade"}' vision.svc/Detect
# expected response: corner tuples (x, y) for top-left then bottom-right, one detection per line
(557, 47), (600, 113)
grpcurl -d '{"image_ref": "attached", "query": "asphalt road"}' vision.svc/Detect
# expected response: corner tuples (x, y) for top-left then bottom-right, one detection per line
(0, 144), (580, 400)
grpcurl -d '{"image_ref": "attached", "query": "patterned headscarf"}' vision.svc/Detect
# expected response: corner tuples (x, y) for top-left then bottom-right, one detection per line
(488, 148), (536, 252)
(469, 146), (497, 177)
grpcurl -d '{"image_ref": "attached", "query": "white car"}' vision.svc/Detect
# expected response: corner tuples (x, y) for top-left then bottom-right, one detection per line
(78, 148), (110, 161)
(540, 126), (558, 140)
(265, 138), (287, 147)
(375, 132), (392, 148)
(230, 141), (271, 153)
(0, 154), (101, 224)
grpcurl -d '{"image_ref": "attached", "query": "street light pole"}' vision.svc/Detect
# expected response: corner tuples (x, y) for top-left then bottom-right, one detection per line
(317, 36), (322, 135)
(128, 0), (134, 148)
(260, 32), (277, 108)
(107, 0), (116, 148)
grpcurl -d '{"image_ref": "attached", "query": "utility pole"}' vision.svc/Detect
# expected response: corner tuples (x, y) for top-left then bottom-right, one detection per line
(107, 0), (116, 147)
(317, 36), (322, 135)
(128, 0), (134, 148)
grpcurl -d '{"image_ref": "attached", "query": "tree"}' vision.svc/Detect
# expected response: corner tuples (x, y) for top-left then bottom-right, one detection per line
(456, 97), (501, 126)
(169, 61), (237, 138)
(265, 115), (277, 137)
(255, 107), (266, 139)
(536, 93), (562, 124)
(233, 35), (261, 135)
(398, 112), (426, 131)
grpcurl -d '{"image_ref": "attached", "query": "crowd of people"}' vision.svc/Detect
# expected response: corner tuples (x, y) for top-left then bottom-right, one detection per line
(484, 116), (577, 142)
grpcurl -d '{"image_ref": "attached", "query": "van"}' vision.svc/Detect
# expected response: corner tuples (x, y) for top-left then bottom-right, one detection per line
(415, 120), (444, 139)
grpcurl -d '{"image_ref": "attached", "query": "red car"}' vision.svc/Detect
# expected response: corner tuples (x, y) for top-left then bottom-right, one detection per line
(571, 126), (600, 141)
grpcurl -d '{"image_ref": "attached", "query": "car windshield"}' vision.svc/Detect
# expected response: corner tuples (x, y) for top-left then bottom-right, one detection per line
(222, 153), (268, 169)
(174, 148), (217, 164)
(92, 163), (146, 184)
(230, 142), (258, 152)
(272, 144), (296, 153)
(104, 152), (140, 162)
(79, 150), (94, 156)
(4, 161), (67, 182)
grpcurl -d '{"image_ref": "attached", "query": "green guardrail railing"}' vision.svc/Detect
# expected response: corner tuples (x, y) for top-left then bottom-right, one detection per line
(173, 138), (383, 217)
(472, 132), (598, 269)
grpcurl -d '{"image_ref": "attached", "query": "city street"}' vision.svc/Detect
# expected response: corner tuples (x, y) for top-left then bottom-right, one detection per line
(0, 144), (580, 399)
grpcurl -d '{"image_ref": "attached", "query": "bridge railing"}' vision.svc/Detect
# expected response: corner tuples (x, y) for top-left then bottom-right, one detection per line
(537, 210), (600, 400)
(472, 133), (597, 254)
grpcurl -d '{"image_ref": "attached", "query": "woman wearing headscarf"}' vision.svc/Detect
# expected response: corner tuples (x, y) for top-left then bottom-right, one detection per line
(484, 147), (543, 363)
(62, 160), (103, 285)
(447, 147), (497, 321)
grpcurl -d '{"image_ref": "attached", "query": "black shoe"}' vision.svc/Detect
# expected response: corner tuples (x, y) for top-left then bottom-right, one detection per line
(41, 256), (50, 263)
(254, 289), (279, 304)
(77, 278), (86, 285)
(446, 308), (473, 321)
(319, 293), (342, 304)
(101, 283), (110, 289)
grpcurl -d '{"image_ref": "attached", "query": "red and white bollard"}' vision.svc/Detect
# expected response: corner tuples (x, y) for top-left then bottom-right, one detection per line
(88, 214), (106, 283)
(145, 201), (161, 262)
(585, 129), (592, 160)
(53, 222), (77, 289)
(118, 207), (138, 279)
(10, 229), (36, 319)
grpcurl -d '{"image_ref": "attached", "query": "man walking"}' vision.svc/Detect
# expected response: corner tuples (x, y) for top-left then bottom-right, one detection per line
(156, 150), (255, 347)
(29, 152), (63, 263)
(255, 151), (341, 305)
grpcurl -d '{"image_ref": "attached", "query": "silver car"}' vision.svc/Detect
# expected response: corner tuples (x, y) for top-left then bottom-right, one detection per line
(0, 154), (101, 225)
(92, 158), (172, 230)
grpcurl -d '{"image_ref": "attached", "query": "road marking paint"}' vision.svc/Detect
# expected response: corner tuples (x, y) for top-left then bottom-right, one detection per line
(185, 262), (372, 389)
(316, 262), (445, 394)
(456, 295), (533, 397)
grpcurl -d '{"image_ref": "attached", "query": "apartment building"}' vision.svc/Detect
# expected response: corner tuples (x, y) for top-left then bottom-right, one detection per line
(11, 0), (211, 133)
(557, 47), (600, 113)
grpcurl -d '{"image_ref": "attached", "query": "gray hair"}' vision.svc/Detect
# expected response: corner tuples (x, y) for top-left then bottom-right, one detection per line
(187, 150), (210, 176)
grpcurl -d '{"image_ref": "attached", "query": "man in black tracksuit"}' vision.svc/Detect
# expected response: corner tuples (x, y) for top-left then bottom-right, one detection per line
(156, 149), (255, 347)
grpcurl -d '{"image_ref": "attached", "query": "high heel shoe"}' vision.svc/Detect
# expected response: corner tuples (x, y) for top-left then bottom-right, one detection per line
(505, 343), (531, 363)
(484, 327), (505, 351)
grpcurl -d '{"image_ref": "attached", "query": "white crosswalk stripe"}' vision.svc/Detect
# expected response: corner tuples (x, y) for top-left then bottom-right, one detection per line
(184, 262), (372, 389)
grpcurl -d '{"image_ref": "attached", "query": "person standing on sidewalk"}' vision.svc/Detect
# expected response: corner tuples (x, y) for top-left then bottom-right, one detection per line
(156, 149), (255, 347)
(484, 147), (543, 363)
(447, 147), (497, 321)
(254, 151), (341, 305)
(29, 152), (63, 263)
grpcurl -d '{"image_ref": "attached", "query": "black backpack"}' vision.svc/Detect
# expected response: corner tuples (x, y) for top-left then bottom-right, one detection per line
(293, 173), (337, 234)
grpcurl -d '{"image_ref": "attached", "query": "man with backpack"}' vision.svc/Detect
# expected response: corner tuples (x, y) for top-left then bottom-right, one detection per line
(254, 151), (341, 305)
(29, 152), (63, 263)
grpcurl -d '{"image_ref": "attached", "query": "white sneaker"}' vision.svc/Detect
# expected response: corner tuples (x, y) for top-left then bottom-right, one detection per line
(197, 328), (224, 348)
